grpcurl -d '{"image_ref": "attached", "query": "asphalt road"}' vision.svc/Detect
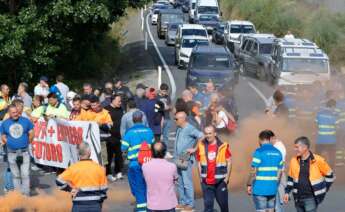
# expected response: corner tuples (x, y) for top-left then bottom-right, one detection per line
(1, 8), (344, 212)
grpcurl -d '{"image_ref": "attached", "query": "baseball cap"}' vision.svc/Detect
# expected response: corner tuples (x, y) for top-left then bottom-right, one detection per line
(40, 76), (49, 82)
(136, 83), (147, 90)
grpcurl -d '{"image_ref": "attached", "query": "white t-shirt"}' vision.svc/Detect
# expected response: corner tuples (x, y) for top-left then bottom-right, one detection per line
(55, 82), (69, 102)
(216, 110), (228, 129)
(274, 140), (286, 163)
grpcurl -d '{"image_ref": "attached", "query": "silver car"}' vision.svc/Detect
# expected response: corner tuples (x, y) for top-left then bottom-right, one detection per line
(165, 23), (180, 46)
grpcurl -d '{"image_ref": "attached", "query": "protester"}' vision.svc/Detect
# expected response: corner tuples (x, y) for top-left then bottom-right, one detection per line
(218, 87), (239, 121)
(54, 75), (69, 103)
(9, 99), (30, 119)
(79, 94), (93, 121)
(174, 111), (204, 211)
(196, 126), (232, 212)
(94, 87), (102, 97)
(134, 83), (147, 111)
(175, 97), (188, 114)
(181, 89), (202, 130)
(89, 95), (112, 166)
(247, 130), (283, 212)
(113, 78), (133, 111)
(120, 99), (148, 137)
(273, 90), (289, 118)
(121, 111), (154, 212)
(142, 88), (164, 142)
(69, 96), (83, 121)
(315, 99), (338, 168)
(34, 76), (50, 101)
(0, 84), (11, 120)
(157, 83), (173, 147)
(83, 83), (93, 95)
(12, 82), (32, 108)
(268, 131), (287, 212)
(205, 95), (230, 133)
(56, 143), (108, 212)
(188, 83), (205, 107)
(104, 95), (124, 181)
(66, 91), (77, 111)
(0, 104), (34, 196)
(30, 95), (46, 122)
(100, 81), (114, 107)
(45, 92), (70, 119)
(284, 137), (335, 212)
(142, 142), (178, 212)
(202, 81), (217, 109)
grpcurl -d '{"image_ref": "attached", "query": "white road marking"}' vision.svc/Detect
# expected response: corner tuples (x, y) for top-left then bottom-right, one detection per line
(145, 12), (177, 99)
(247, 81), (268, 105)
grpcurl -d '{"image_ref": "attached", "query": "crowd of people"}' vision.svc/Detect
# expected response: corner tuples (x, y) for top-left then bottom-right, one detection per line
(0, 74), (341, 212)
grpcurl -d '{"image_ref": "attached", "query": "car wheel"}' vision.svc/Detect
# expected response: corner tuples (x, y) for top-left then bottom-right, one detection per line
(257, 66), (266, 81)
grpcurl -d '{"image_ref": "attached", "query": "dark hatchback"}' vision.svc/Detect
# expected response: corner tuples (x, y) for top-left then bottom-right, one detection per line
(186, 46), (239, 89)
(212, 22), (226, 44)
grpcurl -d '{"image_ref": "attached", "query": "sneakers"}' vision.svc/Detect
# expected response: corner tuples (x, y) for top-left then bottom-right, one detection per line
(165, 151), (174, 159)
(107, 175), (116, 182)
(175, 204), (185, 210)
(116, 172), (123, 180)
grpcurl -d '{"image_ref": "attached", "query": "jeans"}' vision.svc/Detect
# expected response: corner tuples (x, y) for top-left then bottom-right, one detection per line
(275, 173), (286, 212)
(177, 163), (194, 207)
(128, 164), (147, 211)
(8, 151), (30, 196)
(72, 203), (102, 212)
(295, 198), (317, 212)
(162, 119), (172, 145)
(252, 195), (276, 211)
(202, 181), (229, 212)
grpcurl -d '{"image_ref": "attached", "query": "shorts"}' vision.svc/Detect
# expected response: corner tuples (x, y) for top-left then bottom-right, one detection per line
(252, 195), (276, 211)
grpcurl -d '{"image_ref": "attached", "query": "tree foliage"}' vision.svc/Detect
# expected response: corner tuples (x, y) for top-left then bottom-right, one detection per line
(0, 0), (128, 87)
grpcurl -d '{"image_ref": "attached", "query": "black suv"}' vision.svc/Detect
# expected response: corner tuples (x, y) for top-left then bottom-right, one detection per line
(238, 34), (275, 81)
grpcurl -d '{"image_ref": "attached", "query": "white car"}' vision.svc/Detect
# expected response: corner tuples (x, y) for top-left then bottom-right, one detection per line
(224, 20), (256, 53)
(151, 9), (159, 25)
(175, 35), (209, 67)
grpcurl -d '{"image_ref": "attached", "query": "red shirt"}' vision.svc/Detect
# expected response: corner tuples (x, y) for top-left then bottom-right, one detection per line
(196, 143), (231, 185)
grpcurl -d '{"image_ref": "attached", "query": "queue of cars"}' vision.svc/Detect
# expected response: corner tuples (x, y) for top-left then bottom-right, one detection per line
(150, 0), (331, 89)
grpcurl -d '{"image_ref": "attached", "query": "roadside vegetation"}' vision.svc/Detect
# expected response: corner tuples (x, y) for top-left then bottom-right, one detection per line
(221, 0), (345, 70)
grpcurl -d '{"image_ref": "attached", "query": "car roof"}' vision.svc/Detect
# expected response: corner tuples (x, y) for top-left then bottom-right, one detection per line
(275, 38), (318, 48)
(160, 9), (183, 14)
(226, 20), (254, 25)
(182, 35), (209, 40)
(243, 34), (276, 43)
(193, 46), (229, 54)
(282, 47), (329, 59)
(180, 24), (206, 29)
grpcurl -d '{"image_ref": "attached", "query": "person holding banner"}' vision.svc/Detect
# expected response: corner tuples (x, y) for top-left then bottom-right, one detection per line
(56, 142), (108, 212)
(45, 93), (70, 119)
(0, 104), (34, 196)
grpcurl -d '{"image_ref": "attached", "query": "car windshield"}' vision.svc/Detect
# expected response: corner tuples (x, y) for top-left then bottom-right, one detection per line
(161, 14), (183, 23)
(199, 15), (218, 21)
(198, 6), (218, 14)
(193, 54), (230, 70)
(259, 44), (273, 54)
(182, 39), (209, 48)
(182, 29), (207, 37)
(282, 58), (329, 73)
(230, 25), (255, 33)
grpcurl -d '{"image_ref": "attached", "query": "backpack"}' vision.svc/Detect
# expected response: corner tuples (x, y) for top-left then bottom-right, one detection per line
(138, 141), (152, 165)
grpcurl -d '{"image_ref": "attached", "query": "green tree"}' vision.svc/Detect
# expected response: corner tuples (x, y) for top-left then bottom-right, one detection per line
(0, 0), (128, 88)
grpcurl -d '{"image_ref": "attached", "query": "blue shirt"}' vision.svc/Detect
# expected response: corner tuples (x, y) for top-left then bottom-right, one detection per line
(174, 123), (203, 157)
(316, 108), (338, 144)
(251, 143), (283, 196)
(0, 117), (34, 150)
(193, 92), (205, 105)
(121, 124), (154, 166)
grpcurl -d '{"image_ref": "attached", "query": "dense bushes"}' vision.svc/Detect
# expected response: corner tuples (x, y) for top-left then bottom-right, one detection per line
(221, 0), (345, 68)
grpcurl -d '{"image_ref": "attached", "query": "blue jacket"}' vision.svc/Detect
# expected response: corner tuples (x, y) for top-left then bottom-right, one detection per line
(49, 85), (64, 103)
(316, 108), (338, 144)
(141, 98), (163, 135)
(121, 124), (154, 166)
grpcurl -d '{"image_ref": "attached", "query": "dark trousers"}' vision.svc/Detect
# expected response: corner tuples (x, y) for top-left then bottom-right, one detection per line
(295, 197), (317, 212)
(201, 181), (229, 212)
(106, 138), (123, 175)
(72, 203), (102, 212)
(316, 144), (336, 168)
(148, 209), (175, 212)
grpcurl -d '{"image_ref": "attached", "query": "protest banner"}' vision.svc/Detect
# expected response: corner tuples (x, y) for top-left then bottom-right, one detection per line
(31, 118), (101, 168)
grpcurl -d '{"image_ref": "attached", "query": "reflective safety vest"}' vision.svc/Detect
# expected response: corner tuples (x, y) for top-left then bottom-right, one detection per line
(285, 153), (335, 204)
(316, 108), (338, 144)
(56, 159), (108, 203)
(197, 139), (229, 183)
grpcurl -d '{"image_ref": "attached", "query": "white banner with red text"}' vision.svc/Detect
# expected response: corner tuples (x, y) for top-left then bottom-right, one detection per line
(31, 118), (101, 168)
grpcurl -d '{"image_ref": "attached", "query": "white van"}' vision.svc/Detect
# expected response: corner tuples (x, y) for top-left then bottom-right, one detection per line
(189, 0), (197, 23)
(224, 20), (256, 53)
(195, 0), (220, 22)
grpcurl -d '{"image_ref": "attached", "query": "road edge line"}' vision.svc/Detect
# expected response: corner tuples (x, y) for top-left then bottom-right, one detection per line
(247, 81), (268, 105)
(145, 12), (177, 100)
